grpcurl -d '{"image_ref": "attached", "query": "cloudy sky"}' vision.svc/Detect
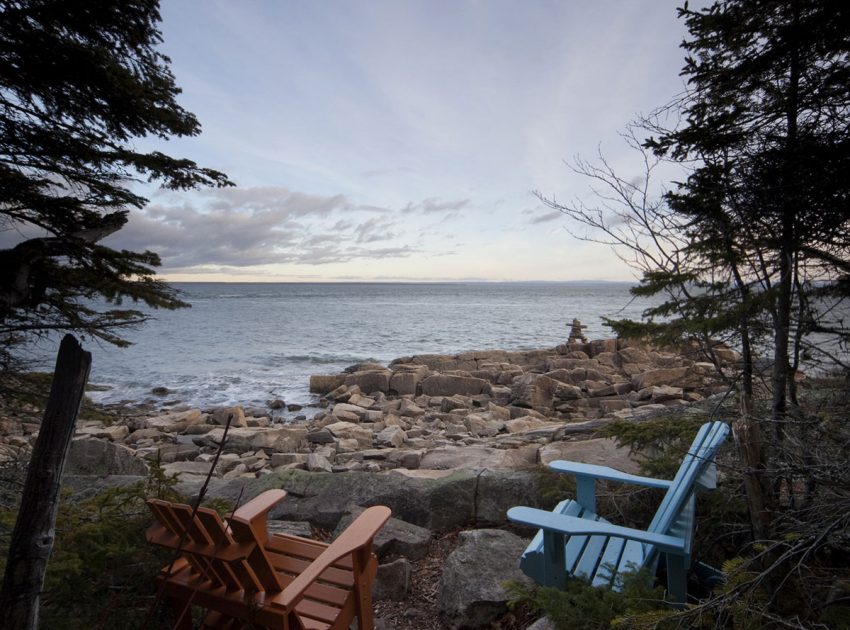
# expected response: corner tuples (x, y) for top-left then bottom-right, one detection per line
(111, 0), (695, 282)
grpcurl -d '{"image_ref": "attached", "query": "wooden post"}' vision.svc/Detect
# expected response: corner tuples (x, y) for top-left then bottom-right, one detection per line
(0, 335), (91, 629)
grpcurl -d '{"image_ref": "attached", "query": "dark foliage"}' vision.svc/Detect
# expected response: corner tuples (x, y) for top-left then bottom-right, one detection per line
(0, 0), (231, 350)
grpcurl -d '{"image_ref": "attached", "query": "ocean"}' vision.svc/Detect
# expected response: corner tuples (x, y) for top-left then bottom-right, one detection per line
(27, 282), (652, 414)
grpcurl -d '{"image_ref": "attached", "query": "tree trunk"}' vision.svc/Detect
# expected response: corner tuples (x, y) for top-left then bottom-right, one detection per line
(734, 282), (774, 540)
(772, 0), (801, 441)
(0, 335), (91, 629)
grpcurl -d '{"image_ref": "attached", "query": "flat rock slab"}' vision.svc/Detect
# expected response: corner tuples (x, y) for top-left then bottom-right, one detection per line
(66, 437), (148, 476)
(419, 445), (538, 470)
(438, 529), (533, 629)
(162, 460), (216, 478)
(538, 437), (641, 475)
(195, 469), (544, 533)
(267, 519), (313, 538)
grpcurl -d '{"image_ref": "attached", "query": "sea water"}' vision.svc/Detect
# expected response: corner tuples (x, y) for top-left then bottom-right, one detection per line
(26, 282), (653, 410)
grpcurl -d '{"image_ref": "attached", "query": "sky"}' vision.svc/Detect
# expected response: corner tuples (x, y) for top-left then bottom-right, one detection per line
(109, 0), (696, 283)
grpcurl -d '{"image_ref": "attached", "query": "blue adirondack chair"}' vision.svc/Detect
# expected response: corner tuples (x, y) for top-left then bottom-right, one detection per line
(508, 420), (729, 605)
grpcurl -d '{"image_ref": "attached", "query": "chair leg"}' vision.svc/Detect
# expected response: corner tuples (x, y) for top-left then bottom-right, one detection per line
(352, 548), (375, 630)
(542, 531), (567, 589)
(665, 553), (688, 608)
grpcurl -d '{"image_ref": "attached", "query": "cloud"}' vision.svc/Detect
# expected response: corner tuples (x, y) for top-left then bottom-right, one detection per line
(401, 197), (470, 214)
(353, 216), (398, 243)
(528, 210), (563, 224)
(104, 186), (420, 271)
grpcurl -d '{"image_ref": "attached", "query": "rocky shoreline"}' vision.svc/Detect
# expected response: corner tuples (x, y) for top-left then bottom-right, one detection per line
(0, 336), (738, 629)
(38, 336), (735, 484)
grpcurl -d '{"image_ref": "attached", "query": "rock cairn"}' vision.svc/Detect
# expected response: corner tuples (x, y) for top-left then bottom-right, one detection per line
(567, 318), (588, 344)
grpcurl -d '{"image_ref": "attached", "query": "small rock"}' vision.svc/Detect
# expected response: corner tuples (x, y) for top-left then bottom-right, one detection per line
(306, 453), (333, 473)
(270, 453), (309, 467)
(373, 558), (412, 601)
(376, 426), (406, 448)
(307, 428), (335, 444)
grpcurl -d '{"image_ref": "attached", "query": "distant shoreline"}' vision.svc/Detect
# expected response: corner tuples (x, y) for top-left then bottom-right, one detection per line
(164, 279), (638, 286)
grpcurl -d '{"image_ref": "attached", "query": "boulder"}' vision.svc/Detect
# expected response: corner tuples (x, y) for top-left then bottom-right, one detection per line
(632, 366), (693, 390)
(211, 406), (247, 428)
(344, 370), (391, 394)
(202, 469), (540, 532)
(464, 414), (502, 437)
(306, 453), (334, 473)
(474, 469), (544, 525)
(307, 428), (334, 444)
(335, 506), (432, 561)
(388, 449), (423, 470)
(398, 399), (425, 418)
(143, 409), (204, 433)
(441, 395), (472, 412)
(504, 416), (545, 433)
(193, 427), (306, 453)
(65, 437), (148, 476)
(650, 385), (684, 402)
(143, 443), (200, 463)
(388, 371), (419, 395)
(270, 453), (309, 467)
(79, 424), (129, 442)
(126, 428), (167, 444)
(618, 346), (651, 364)
(421, 375), (488, 397)
(309, 374), (345, 393)
(438, 529), (533, 629)
(588, 339), (618, 356)
(376, 426), (406, 448)
(324, 421), (373, 448)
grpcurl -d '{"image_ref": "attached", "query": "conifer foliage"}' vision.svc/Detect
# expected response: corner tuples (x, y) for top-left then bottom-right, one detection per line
(0, 0), (231, 349)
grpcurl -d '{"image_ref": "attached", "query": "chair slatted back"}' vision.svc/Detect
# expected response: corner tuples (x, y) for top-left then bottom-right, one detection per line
(226, 515), (285, 592)
(147, 499), (265, 593)
(646, 421), (729, 546)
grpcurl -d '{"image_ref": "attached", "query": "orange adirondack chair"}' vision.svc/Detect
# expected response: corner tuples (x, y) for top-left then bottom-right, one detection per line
(145, 489), (390, 630)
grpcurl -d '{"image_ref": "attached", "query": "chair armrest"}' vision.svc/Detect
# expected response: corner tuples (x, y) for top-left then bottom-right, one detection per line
(271, 506), (391, 610)
(507, 506), (687, 555)
(230, 489), (287, 525)
(548, 461), (672, 489)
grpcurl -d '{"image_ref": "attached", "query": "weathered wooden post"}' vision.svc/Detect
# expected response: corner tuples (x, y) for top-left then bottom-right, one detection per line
(0, 334), (91, 629)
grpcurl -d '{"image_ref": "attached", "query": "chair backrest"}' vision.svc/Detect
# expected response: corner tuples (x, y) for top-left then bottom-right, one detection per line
(146, 498), (283, 593)
(646, 421), (729, 542)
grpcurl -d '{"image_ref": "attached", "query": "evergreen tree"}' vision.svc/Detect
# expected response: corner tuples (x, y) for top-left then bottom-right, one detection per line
(647, 0), (850, 427)
(0, 0), (231, 352)
(540, 0), (850, 542)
